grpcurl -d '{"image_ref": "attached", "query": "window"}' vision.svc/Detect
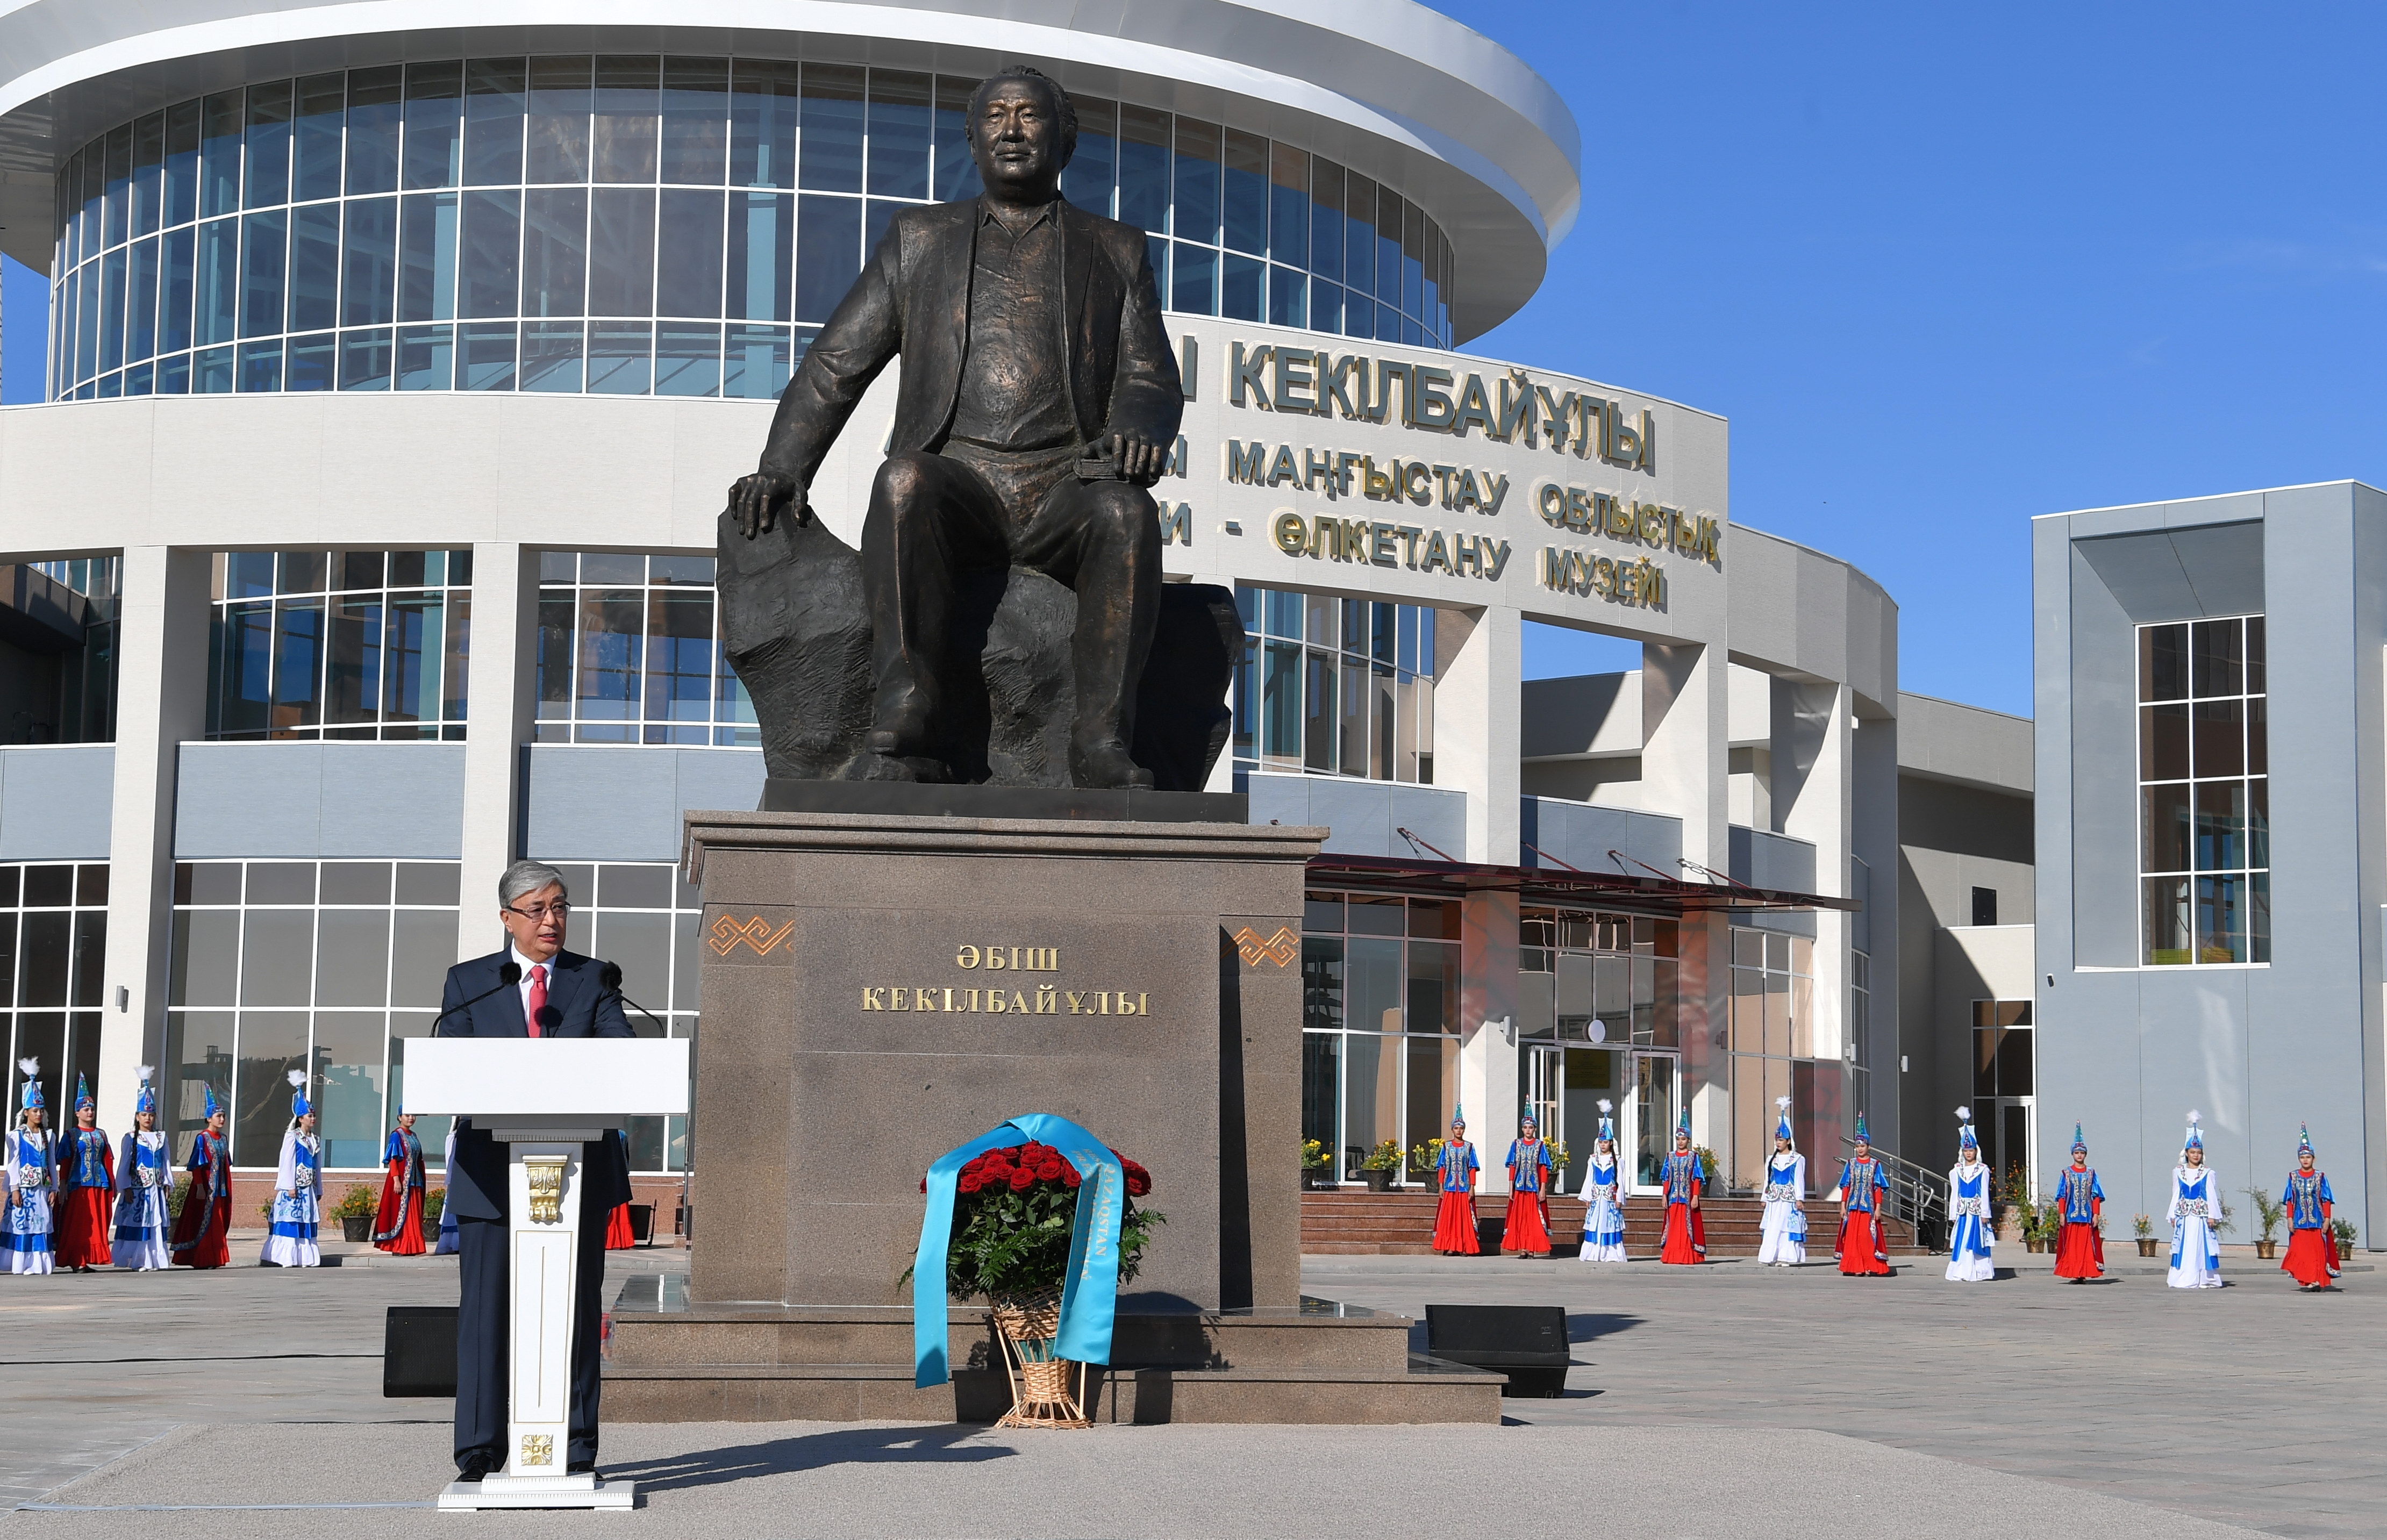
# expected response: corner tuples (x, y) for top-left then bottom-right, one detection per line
(1725, 926), (1812, 1193)
(1233, 585), (1435, 784)
(1517, 907), (1677, 1047)
(6, 560), (119, 744)
(2138, 616), (2267, 964)
(1972, 999), (2034, 1197)
(1970, 886), (1996, 927)
(1299, 891), (1460, 1184)
(166, 859), (460, 1169)
(53, 63), (1458, 400)
(206, 550), (470, 740)
(0, 865), (110, 1139)
(535, 551), (757, 745)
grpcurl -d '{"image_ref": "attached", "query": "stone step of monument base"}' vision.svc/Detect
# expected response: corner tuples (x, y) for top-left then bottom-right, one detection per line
(603, 1277), (1501, 1424)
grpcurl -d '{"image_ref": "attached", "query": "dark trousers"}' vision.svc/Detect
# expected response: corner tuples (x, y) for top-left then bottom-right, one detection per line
(454, 1209), (609, 1471)
(861, 445), (1160, 754)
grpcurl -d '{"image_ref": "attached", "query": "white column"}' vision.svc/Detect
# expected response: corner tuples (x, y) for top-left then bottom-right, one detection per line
(97, 547), (211, 1122)
(457, 543), (535, 956)
(1461, 887), (1520, 1194)
(1775, 678), (1854, 1145)
(1435, 605), (1520, 864)
(1640, 642), (1729, 1148)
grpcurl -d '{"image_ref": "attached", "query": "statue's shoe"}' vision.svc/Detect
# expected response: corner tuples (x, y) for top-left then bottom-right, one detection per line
(849, 749), (954, 784)
(1071, 740), (1155, 790)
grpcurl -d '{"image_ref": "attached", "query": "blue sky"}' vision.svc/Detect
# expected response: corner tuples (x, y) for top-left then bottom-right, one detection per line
(1435, 2), (2387, 715)
(12, 9), (2384, 718)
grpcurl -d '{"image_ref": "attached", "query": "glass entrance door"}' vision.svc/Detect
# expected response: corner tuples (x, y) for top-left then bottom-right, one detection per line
(1628, 1051), (1679, 1192)
(1984, 1096), (2035, 1201)
(1526, 1046), (1563, 1191)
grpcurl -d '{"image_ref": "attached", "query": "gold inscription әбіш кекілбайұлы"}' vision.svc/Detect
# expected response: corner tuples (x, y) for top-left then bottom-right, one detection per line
(858, 944), (1149, 1015)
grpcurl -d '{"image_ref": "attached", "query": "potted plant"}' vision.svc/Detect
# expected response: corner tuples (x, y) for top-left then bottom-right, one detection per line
(1300, 1140), (1332, 1189)
(912, 1140), (1162, 1429)
(1359, 1139), (1402, 1192)
(330, 1183), (380, 1243)
(2133, 1213), (2159, 1258)
(1692, 1145), (1719, 1187)
(1547, 1141), (1571, 1195)
(2330, 1216), (2359, 1262)
(420, 1185), (445, 1239)
(1407, 1138), (1443, 1186)
(1995, 1163), (2029, 1244)
(2245, 1187), (2285, 1260)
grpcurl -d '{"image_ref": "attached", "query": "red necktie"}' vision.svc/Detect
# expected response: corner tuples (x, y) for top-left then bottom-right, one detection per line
(525, 965), (547, 1038)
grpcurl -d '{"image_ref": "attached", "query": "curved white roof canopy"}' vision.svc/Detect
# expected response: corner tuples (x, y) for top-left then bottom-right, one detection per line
(0, 0), (1580, 340)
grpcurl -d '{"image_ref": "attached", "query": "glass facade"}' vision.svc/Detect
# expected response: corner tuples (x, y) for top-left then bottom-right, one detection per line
(1233, 585), (1436, 783)
(1299, 891), (1460, 1184)
(545, 859), (701, 1173)
(10, 558), (120, 744)
(166, 859), (461, 1170)
(0, 864), (111, 1138)
(1517, 907), (1678, 1192)
(207, 550), (470, 740)
(1725, 926), (1813, 1193)
(2138, 616), (2268, 965)
(50, 58), (1455, 401)
(537, 551), (756, 745)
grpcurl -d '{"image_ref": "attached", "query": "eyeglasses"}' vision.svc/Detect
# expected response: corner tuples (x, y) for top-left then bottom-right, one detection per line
(504, 901), (572, 921)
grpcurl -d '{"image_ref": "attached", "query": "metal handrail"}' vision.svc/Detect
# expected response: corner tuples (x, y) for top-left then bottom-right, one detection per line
(1839, 1136), (1947, 1251)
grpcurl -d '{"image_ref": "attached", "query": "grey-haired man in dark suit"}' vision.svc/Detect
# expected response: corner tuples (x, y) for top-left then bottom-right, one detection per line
(726, 65), (1184, 789)
(438, 858), (633, 1482)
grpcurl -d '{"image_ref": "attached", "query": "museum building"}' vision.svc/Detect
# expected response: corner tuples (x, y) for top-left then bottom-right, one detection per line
(0, 1), (1950, 1215)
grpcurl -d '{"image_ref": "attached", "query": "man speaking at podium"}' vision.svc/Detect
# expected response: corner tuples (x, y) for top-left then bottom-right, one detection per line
(438, 858), (633, 1482)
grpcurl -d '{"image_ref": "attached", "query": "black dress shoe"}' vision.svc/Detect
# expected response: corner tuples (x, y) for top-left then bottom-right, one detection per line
(456, 1455), (494, 1484)
(566, 1459), (599, 1477)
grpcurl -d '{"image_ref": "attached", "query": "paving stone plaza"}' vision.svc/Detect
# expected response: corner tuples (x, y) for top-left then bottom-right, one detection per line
(0, 1246), (2369, 1538)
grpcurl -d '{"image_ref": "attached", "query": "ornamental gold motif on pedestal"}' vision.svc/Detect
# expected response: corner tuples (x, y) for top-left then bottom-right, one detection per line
(518, 1434), (554, 1467)
(524, 1157), (568, 1225)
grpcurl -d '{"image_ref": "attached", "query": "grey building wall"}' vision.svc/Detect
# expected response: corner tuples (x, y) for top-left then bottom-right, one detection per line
(2035, 483), (2385, 1238)
(1517, 795), (1681, 875)
(1244, 771), (1467, 861)
(521, 746), (767, 863)
(175, 743), (464, 859)
(0, 744), (112, 858)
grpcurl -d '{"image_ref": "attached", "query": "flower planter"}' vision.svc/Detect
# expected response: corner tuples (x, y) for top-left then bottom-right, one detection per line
(2024, 1238), (2045, 1254)
(1302, 1173), (1331, 1190)
(2135, 1238), (2160, 1258)
(340, 1215), (372, 1243)
(420, 1207), (440, 1239)
(2255, 1240), (2278, 1259)
(1362, 1169), (1396, 1193)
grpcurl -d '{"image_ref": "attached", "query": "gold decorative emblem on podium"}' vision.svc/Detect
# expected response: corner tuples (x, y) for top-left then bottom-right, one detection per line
(524, 1157), (568, 1224)
(519, 1434), (554, 1467)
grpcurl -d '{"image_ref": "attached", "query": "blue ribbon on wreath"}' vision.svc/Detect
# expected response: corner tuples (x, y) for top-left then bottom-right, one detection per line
(912, 1114), (1126, 1389)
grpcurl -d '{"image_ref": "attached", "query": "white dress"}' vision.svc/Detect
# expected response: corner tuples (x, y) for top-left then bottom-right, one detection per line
(2167, 1165), (2223, 1289)
(1576, 1156), (1627, 1260)
(1756, 1151), (1807, 1265)
(4, 1126), (55, 1274)
(110, 1130), (173, 1270)
(260, 1128), (322, 1268)
(1945, 1159), (1995, 1281)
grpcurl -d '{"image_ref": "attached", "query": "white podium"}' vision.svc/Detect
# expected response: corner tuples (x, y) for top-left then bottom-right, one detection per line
(404, 1037), (690, 1513)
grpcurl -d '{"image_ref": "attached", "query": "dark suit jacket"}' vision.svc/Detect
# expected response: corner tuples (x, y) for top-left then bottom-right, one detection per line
(435, 948), (635, 1223)
(756, 195), (1183, 489)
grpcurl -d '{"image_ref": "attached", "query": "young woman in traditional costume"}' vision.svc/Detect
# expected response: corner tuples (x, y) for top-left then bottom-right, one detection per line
(1657, 1109), (1705, 1265)
(1503, 1115), (1554, 1257)
(1756, 1095), (1806, 1267)
(52, 1073), (115, 1271)
(1831, 1114), (1891, 1276)
(170, 1085), (232, 1269)
(2166, 1111), (2222, 1290)
(1432, 1109), (1481, 1256)
(2280, 1124), (2339, 1291)
(1576, 1100), (1627, 1262)
(111, 1068), (172, 1271)
(603, 1131), (637, 1249)
(371, 1111), (428, 1256)
(260, 1071), (322, 1269)
(4, 1058), (55, 1274)
(1944, 1107), (1995, 1283)
(2050, 1123), (2106, 1282)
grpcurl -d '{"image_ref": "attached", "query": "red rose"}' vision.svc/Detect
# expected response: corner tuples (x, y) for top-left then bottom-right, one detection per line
(1009, 1168), (1034, 1192)
(956, 1173), (980, 1194)
(1062, 1166), (1081, 1188)
(1036, 1161), (1064, 1182)
(919, 1176), (927, 1193)
(1126, 1171), (1150, 1197)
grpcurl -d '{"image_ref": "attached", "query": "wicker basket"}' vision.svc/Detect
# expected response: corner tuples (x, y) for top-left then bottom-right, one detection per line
(988, 1291), (1089, 1430)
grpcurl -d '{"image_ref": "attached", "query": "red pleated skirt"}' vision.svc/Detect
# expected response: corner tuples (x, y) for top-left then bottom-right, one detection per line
(1660, 1202), (1705, 1264)
(53, 1186), (113, 1267)
(1835, 1210), (1891, 1275)
(1502, 1192), (1551, 1255)
(373, 1176), (427, 1255)
(2052, 1221), (2104, 1278)
(605, 1202), (636, 1249)
(2283, 1228), (2339, 1286)
(1433, 1191), (1479, 1254)
(170, 1194), (231, 1269)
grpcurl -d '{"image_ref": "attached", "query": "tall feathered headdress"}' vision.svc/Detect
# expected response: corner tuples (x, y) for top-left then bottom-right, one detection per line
(2071, 1122), (2088, 1156)
(288, 1068), (310, 1119)
(2297, 1121), (2314, 1157)
(2183, 1109), (2202, 1154)
(1854, 1111), (1869, 1144)
(16, 1057), (41, 1113)
(1597, 1098), (1615, 1143)
(134, 1066), (157, 1118)
(1955, 1105), (1978, 1153)
(1448, 1102), (1464, 1130)
(1775, 1094), (1794, 1144)
(74, 1072), (95, 1113)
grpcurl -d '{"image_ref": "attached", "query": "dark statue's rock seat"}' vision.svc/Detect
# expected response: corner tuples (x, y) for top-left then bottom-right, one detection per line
(717, 508), (1237, 792)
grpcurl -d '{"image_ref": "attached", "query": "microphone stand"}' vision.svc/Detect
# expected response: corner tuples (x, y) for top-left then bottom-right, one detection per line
(432, 963), (523, 1036)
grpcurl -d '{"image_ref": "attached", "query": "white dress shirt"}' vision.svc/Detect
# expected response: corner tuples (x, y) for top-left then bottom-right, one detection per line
(511, 944), (557, 1029)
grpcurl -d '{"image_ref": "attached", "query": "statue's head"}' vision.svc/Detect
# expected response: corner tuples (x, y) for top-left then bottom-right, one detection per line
(967, 66), (1076, 198)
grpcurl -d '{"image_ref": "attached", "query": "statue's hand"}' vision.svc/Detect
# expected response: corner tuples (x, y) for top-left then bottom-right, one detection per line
(729, 471), (808, 538)
(1106, 430), (1169, 488)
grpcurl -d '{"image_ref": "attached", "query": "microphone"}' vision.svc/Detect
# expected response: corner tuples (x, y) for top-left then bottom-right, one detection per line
(598, 962), (671, 1035)
(433, 962), (522, 1036)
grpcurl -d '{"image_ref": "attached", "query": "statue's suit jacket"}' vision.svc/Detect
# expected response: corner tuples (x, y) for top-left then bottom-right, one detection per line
(755, 195), (1184, 488)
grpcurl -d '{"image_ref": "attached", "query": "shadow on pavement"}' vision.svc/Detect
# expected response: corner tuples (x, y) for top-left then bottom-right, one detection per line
(1564, 1312), (1642, 1344)
(610, 1425), (1012, 1492)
